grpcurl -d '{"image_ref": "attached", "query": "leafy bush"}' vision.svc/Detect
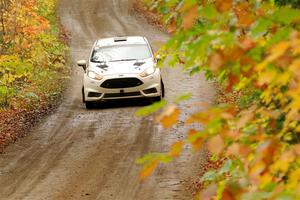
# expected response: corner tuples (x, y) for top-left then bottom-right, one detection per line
(0, 0), (68, 108)
(137, 0), (300, 199)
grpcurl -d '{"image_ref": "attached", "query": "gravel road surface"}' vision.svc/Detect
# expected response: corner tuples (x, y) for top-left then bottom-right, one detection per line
(0, 0), (215, 199)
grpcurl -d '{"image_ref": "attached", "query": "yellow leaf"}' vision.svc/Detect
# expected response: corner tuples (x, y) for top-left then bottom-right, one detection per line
(140, 160), (158, 181)
(256, 41), (291, 72)
(169, 141), (184, 157)
(288, 168), (300, 190)
(276, 72), (291, 85)
(289, 59), (300, 79)
(266, 41), (291, 62)
(257, 71), (277, 86)
(273, 150), (296, 172)
(249, 161), (266, 182)
(259, 173), (273, 187)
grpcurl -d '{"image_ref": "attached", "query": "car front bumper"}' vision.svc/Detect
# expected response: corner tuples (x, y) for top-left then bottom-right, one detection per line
(83, 70), (162, 102)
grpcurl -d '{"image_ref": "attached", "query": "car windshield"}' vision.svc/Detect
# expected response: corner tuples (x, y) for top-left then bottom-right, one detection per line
(91, 44), (152, 62)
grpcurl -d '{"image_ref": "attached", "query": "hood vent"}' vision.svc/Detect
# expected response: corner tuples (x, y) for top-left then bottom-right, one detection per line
(133, 61), (145, 67)
(114, 37), (127, 42)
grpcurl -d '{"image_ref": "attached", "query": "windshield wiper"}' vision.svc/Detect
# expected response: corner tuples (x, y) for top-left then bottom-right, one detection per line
(91, 60), (106, 63)
(110, 59), (137, 62)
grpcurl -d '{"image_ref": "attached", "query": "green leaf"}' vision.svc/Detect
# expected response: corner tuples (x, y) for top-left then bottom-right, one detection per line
(157, 154), (173, 164)
(201, 170), (218, 182)
(219, 159), (233, 174)
(25, 92), (39, 99)
(268, 27), (292, 46)
(272, 7), (300, 25)
(136, 153), (156, 165)
(247, 46), (263, 61)
(174, 92), (192, 103)
(242, 191), (272, 200)
(199, 5), (219, 20)
(251, 18), (273, 38)
(0, 86), (8, 95)
(136, 100), (167, 117)
(189, 66), (201, 75)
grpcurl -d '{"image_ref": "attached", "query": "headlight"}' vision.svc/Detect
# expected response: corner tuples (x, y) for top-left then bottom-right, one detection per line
(87, 70), (103, 80)
(140, 67), (156, 77)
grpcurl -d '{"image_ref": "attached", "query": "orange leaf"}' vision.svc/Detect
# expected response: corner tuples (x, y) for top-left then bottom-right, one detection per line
(236, 113), (254, 129)
(215, 0), (232, 12)
(168, 19), (177, 34)
(188, 129), (204, 150)
(186, 111), (211, 124)
(294, 144), (300, 155)
(157, 106), (181, 128)
(169, 141), (184, 157)
(226, 143), (240, 156)
(200, 184), (217, 200)
(257, 139), (279, 165)
(234, 2), (255, 27)
(226, 73), (239, 92)
(182, 5), (198, 29)
(140, 160), (158, 181)
(207, 135), (225, 155)
(239, 37), (256, 50)
(208, 51), (225, 72)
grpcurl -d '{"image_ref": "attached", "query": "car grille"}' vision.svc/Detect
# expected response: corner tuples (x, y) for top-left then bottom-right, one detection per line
(104, 92), (141, 98)
(101, 78), (143, 89)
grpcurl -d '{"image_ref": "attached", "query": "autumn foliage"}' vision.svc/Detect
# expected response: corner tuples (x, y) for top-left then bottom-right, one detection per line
(0, 0), (67, 107)
(136, 0), (300, 199)
(0, 0), (68, 148)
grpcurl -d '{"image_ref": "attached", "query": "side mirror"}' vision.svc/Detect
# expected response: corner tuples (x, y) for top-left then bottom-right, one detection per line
(155, 54), (161, 62)
(77, 60), (87, 70)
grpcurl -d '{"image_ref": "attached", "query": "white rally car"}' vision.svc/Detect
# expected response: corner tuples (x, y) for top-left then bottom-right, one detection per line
(77, 36), (164, 109)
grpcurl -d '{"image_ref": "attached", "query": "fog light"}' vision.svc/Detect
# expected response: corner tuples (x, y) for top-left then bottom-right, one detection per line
(143, 88), (157, 94)
(88, 92), (102, 97)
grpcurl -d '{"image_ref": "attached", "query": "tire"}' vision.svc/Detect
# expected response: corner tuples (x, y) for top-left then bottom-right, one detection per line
(85, 101), (94, 109)
(152, 96), (162, 102)
(161, 79), (165, 98)
(82, 87), (85, 103)
(151, 80), (164, 103)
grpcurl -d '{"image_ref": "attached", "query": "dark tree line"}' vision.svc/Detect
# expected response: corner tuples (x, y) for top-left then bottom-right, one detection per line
(275, 0), (300, 8)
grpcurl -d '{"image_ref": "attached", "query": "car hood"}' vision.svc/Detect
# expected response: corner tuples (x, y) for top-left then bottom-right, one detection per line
(88, 58), (155, 76)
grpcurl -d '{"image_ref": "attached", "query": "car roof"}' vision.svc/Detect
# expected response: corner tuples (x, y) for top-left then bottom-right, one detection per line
(95, 36), (148, 47)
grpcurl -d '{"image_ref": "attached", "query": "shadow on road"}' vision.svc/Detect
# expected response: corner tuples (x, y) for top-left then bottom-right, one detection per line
(87, 98), (152, 110)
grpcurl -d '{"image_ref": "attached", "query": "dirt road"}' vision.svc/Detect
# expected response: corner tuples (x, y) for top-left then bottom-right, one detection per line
(0, 0), (215, 199)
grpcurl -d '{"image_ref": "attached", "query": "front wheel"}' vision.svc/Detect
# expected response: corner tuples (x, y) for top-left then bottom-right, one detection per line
(82, 87), (85, 103)
(161, 79), (165, 98)
(85, 101), (94, 109)
(152, 96), (162, 102)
